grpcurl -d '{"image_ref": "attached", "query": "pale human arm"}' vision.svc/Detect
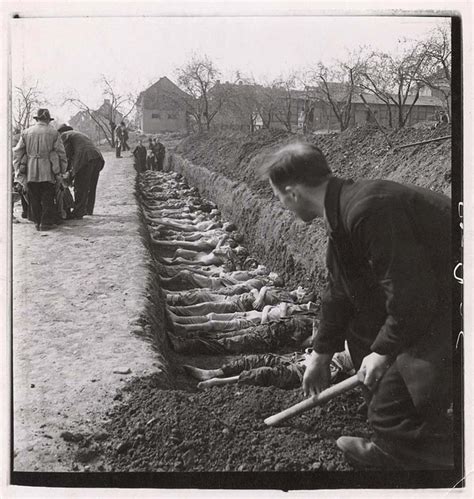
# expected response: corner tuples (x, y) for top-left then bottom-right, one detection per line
(260, 305), (272, 324)
(252, 286), (268, 311)
(214, 234), (229, 250)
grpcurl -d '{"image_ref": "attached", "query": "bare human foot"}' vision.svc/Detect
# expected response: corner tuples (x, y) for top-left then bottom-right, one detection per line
(197, 376), (240, 389)
(197, 379), (219, 389)
(182, 364), (222, 381)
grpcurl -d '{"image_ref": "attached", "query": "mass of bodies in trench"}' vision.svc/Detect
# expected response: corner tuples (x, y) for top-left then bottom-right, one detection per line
(139, 170), (355, 390)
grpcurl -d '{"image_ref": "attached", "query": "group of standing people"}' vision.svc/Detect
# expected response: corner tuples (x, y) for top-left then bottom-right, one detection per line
(12, 108), (104, 231)
(132, 137), (166, 173)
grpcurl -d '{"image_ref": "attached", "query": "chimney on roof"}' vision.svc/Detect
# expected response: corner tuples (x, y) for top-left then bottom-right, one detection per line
(104, 99), (111, 105)
(216, 80), (221, 85)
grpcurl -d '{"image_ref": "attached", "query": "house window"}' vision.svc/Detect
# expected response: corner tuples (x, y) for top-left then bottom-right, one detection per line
(167, 113), (177, 119)
(151, 113), (161, 119)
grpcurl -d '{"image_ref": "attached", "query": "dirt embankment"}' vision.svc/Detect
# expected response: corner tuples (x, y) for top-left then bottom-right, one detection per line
(169, 124), (451, 297)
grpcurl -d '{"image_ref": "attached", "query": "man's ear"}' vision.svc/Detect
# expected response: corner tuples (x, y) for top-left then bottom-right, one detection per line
(285, 184), (301, 201)
(284, 184), (299, 201)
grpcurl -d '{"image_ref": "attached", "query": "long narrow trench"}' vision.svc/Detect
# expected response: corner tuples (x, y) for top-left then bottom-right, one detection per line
(99, 167), (369, 474)
(140, 169), (317, 383)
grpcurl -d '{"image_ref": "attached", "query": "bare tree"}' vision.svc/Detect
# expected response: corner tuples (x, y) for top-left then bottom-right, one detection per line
(254, 82), (280, 130)
(308, 58), (364, 132)
(222, 75), (260, 132)
(272, 74), (298, 132)
(417, 24), (451, 120)
(359, 42), (426, 129)
(251, 74), (298, 132)
(64, 75), (137, 148)
(175, 55), (228, 132)
(12, 80), (46, 130)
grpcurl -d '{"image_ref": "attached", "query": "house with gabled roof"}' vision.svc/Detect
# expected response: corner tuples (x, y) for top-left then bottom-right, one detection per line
(136, 77), (190, 134)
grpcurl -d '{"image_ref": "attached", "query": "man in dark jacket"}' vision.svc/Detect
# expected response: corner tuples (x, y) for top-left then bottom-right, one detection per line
(58, 125), (105, 218)
(152, 139), (166, 171)
(132, 140), (147, 173)
(261, 142), (453, 470)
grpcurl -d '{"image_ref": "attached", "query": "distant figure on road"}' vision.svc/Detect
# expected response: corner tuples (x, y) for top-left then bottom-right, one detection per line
(153, 138), (166, 171)
(146, 138), (156, 170)
(58, 125), (105, 218)
(122, 122), (130, 152)
(115, 121), (129, 157)
(13, 109), (67, 231)
(132, 140), (147, 173)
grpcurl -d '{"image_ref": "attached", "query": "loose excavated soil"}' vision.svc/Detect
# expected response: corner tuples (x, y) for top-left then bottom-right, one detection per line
(100, 376), (368, 472)
(175, 123), (451, 198)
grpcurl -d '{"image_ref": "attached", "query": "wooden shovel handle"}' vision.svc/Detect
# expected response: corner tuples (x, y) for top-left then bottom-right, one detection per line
(264, 373), (363, 427)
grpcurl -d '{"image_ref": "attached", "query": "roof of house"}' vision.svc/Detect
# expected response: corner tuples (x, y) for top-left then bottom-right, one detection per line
(137, 77), (189, 110)
(69, 99), (124, 124)
(302, 84), (443, 107)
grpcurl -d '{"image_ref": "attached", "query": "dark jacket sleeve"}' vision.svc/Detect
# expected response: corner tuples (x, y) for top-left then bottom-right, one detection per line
(313, 246), (354, 354)
(350, 199), (438, 356)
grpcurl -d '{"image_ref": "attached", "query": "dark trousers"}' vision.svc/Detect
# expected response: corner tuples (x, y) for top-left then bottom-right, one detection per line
(134, 157), (147, 173)
(368, 357), (453, 468)
(20, 192), (29, 218)
(221, 354), (303, 389)
(73, 158), (103, 217)
(115, 143), (122, 158)
(27, 182), (56, 227)
(146, 155), (156, 170)
(86, 160), (102, 215)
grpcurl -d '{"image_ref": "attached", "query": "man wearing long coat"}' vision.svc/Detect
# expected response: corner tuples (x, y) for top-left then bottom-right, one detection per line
(58, 126), (105, 218)
(13, 109), (67, 230)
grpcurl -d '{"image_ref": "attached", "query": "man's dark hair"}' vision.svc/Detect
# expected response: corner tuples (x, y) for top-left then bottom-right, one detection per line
(260, 142), (331, 189)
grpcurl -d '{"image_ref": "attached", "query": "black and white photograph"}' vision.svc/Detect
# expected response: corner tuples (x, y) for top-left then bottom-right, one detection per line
(2, 1), (468, 494)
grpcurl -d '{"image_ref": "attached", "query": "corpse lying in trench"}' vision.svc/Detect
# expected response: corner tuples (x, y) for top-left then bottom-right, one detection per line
(183, 348), (355, 389)
(159, 266), (276, 291)
(158, 235), (245, 267)
(168, 316), (314, 354)
(140, 170), (318, 352)
(168, 285), (310, 315)
(169, 301), (317, 335)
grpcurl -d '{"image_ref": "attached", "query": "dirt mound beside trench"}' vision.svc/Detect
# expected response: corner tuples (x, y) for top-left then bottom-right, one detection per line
(173, 124), (451, 296)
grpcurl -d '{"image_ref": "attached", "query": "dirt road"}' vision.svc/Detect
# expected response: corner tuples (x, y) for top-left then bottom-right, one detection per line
(12, 151), (163, 472)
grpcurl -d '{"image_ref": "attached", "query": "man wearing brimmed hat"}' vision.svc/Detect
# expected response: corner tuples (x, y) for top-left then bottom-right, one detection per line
(13, 108), (67, 231)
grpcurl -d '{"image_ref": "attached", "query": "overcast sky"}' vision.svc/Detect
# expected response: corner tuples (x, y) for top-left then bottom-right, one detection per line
(10, 15), (448, 124)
